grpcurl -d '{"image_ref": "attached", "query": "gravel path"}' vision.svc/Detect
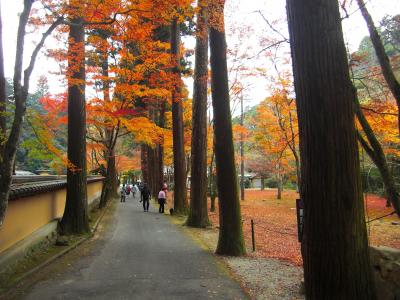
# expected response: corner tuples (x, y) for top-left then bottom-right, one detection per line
(224, 256), (304, 300)
(186, 227), (304, 300)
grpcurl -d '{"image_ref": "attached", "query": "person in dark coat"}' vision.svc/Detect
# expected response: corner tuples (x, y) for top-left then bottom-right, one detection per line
(140, 183), (151, 212)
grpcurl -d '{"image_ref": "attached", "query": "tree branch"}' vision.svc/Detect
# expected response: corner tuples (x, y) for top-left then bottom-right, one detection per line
(23, 17), (64, 93)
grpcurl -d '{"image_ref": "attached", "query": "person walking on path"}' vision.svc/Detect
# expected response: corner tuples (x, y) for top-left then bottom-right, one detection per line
(140, 183), (151, 212)
(158, 187), (167, 214)
(162, 182), (168, 198)
(132, 183), (139, 198)
(120, 184), (126, 203)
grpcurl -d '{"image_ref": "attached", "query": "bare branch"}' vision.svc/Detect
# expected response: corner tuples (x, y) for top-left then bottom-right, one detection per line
(360, 105), (398, 116)
(23, 17), (64, 93)
(254, 10), (288, 42)
(247, 40), (286, 60)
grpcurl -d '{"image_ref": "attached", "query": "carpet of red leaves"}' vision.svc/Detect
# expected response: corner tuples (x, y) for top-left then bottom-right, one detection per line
(207, 189), (400, 266)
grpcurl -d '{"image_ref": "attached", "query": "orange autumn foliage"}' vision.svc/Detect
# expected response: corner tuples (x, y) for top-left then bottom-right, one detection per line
(36, 0), (195, 175)
(249, 89), (298, 180)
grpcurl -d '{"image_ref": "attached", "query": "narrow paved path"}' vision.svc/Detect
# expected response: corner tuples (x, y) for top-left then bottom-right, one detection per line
(22, 192), (247, 300)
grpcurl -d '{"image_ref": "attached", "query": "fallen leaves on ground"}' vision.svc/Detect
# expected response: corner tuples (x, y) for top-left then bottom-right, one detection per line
(207, 189), (400, 266)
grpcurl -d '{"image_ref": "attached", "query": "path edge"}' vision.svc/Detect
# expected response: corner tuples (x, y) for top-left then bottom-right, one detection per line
(166, 214), (253, 300)
(0, 198), (115, 296)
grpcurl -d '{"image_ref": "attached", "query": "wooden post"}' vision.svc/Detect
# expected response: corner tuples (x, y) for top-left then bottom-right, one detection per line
(251, 219), (255, 252)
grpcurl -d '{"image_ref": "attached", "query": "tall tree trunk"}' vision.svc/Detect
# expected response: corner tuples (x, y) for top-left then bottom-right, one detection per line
(0, 2), (8, 226)
(354, 96), (400, 215)
(150, 108), (159, 197)
(141, 144), (149, 184)
(209, 152), (216, 212)
(167, 167), (172, 188)
(99, 51), (118, 208)
(152, 146), (159, 196)
(286, 0), (376, 298)
(294, 154), (300, 192)
(147, 145), (155, 196)
(158, 102), (166, 191)
(210, 176), (216, 213)
(288, 108), (301, 191)
(0, 2), (5, 140)
(188, 0), (209, 228)
(99, 149), (112, 208)
(260, 177), (265, 191)
(240, 94), (245, 201)
(356, 0), (400, 134)
(60, 18), (89, 234)
(277, 172), (282, 200)
(99, 148), (117, 208)
(108, 149), (118, 195)
(209, 0), (245, 256)
(102, 51), (118, 198)
(170, 18), (187, 214)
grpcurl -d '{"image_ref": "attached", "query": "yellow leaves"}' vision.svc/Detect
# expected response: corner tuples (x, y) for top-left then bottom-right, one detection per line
(249, 90), (299, 177)
(358, 99), (400, 158)
(232, 124), (249, 142)
(26, 109), (72, 172)
(163, 129), (174, 166)
(120, 116), (163, 146)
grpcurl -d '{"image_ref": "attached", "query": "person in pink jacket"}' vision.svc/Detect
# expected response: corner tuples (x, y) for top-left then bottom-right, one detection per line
(158, 187), (167, 213)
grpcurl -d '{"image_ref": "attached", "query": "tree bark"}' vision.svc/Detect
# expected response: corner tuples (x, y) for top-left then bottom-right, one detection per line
(0, 2), (5, 140)
(99, 50), (118, 208)
(0, 1), (8, 226)
(108, 145), (118, 195)
(286, 0), (376, 298)
(356, 0), (400, 134)
(102, 53), (119, 198)
(294, 153), (300, 192)
(277, 172), (282, 200)
(141, 144), (149, 184)
(209, 152), (216, 212)
(147, 144), (156, 196)
(210, 174), (216, 213)
(260, 177), (265, 191)
(187, 0), (209, 227)
(158, 101), (166, 191)
(170, 18), (187, 214)
(60, 18), (89, 234)
(209, 0), (245, 256)
(240, 94), (245, 201)
(288, 108), (301, 191)
(354, 96), (400, 216)
(151, 145), (159, 196)
(99, 148), (117, 208)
